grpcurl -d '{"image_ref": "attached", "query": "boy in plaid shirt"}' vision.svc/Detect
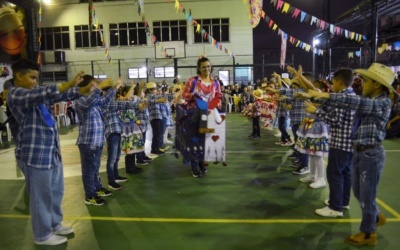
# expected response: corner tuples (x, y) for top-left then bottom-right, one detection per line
(303, 63), (395, 246)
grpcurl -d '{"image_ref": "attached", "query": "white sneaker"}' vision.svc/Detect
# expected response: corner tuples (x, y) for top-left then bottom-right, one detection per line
(274, 132), (282, 137)
(309, 179), (326, 189)
(324, 199), (350, 210)
(54, 225), (74, 235)
(34, 235), (67, 245)
(315, 206), (343, 217)
(299, 175), (315, 183)
(165, 139), (173, 144)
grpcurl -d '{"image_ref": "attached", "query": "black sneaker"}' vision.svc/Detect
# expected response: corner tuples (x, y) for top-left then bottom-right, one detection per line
(136, 159), (149, 166)
(247, 135), (255, 139)
(96, 188), (112, 197)
(251, 136), (261, 139)
(126, 167), (143, 174)
(292, 166), (310, 175)
(108, 182), (122, 191)
(143, 156), (153, 162)
(115, 176), (128, 183)
(291, 162), (301, 168)
(199, 166), (208, 174)
(191, 169), (201, 178)
(150, 150), (165, 155)
(85, 196), (106, 206)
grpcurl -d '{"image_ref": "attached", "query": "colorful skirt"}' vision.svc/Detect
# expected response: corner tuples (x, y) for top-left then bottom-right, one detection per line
(119, 109), (145, 154)
(295, 118), (329, 156)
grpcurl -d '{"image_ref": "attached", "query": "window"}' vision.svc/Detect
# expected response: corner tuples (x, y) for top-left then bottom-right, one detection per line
(153, 20), (187, 43)
(128, 67), (147, 79)
(75, 25), (104, 48)
(94, 74), (107, 80)
(235, 67), (252, 82)
(109, 22), (147, 46)
(40, 26), (70, 51)
(154, 67), (175, 78)
(194, 18), (229, 43)
(218, 70), (230, 86)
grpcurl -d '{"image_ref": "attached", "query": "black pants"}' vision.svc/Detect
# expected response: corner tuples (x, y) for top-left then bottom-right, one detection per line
(252, 116), (260, 137)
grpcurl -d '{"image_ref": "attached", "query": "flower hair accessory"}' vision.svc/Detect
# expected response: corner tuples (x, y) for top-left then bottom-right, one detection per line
(1, 66), (10, 78)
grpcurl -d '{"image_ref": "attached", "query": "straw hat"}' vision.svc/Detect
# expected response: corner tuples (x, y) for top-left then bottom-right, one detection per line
(252, 89), (263, 99)
(146, 82), (157, 89)
(282, 78), (291, 85)
(291, 78), (300, 87)
(354, 63), (396, 93)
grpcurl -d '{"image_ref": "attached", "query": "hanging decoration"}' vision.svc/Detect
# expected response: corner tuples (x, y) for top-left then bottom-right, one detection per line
(280, 32), (287, 68)
(37, 0), (42, 64)
(264, 15), (324, 56)
(170, 0), (235, 57)
(89, 1), (112, 62)
(268, 0), (366, 42)
(248, 0), (263, 28)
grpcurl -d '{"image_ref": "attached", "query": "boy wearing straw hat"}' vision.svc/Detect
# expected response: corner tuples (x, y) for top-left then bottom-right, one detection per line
(304, 63), (396, 246)
(247, 89), (263, 139)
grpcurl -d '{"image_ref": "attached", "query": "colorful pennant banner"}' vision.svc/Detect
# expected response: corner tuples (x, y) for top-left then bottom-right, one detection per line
(264, 15), (324, 56)
(170, 0), (235, 57)
(269, 0), (366, 42)
(377, 42), (400, 54)
(89, 1), (112, 63)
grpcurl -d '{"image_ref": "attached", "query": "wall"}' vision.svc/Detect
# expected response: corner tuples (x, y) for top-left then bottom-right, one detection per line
(40, 0), (253, 84)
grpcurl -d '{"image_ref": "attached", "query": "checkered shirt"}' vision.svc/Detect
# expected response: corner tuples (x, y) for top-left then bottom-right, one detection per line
(316, 88), (356, 152)
(280, 88), (306, 125)
(276, 88), (289, 118)
(329, 91), (391, 146)
(75, 88), (115, 147)
(102, 99), (139, 139)
(147, 93), (173, 121)
(7, 85), (80, 169)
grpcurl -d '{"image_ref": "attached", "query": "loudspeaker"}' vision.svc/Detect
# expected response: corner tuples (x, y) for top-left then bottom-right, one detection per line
(54, 51), (65, 63)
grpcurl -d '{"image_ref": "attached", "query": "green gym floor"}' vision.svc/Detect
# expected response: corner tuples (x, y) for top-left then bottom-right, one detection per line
(0, 113), (399, 250)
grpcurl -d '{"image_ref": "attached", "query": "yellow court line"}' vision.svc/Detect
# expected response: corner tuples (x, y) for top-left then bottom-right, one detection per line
(1, 214), (400, 224)
(376, 198), (400, 218)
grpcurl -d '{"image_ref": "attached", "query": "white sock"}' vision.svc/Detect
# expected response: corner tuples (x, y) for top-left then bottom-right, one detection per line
(314, 155), (325, 181)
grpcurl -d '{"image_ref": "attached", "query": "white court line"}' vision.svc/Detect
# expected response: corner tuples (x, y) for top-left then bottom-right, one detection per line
(226, 150), (400, 153)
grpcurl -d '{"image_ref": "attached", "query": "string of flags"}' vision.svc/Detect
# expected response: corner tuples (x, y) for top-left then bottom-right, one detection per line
(170, 0), (235, 57)
(268, 0), (366, 42)
(378, 42), (400, 54)
(89, 0), (112, 63)
(264, 15), (324, 56)
(37, 0), (43, 64)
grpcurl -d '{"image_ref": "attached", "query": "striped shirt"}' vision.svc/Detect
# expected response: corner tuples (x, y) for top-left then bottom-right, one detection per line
(75, 88), (115, 147)
(329, 91), (391, 146)
(316, 88), (355, 152)
(7, 85), (79, 169)
(101, 99), (139, 139)
(280, 88), (306, 125)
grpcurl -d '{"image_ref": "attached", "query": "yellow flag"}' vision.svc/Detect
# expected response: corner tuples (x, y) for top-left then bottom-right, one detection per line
(272, 24), (278, 31)
(196, 24), (201, 33)
(175, 0), (180, 12)
(282, 3), (290, 13)
(296, 41), (300, 47)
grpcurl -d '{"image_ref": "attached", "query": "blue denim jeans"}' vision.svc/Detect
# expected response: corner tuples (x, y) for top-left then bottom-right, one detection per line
(23, 156), (64, 242)
(150, 119), (163, 152)
(78, 144), (103, 199)
(278, 116), (290, 142)
(352, 144), (385, 233)
(106, 133), (121, 183)
(327, 148), (353, 212)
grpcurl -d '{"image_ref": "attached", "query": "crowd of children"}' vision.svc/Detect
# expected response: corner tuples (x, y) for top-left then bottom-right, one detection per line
(3, 57), (400, 247)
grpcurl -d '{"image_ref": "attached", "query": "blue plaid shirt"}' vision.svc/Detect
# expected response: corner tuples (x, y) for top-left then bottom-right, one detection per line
(147, 93), (173, 121)
(7, 85), (80, 169)
(102, 99), (139, 139)
(316, 88), (356, 152)
(329, 92), (391, 145)
(136, 108), (149, 132)
(280, 88), (306, 125)
(276, 88), (289, 118)
(75, 88), (115, 147)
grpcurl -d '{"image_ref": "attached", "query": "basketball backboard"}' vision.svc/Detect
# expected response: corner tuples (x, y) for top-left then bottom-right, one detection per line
(154, 41), (186, 59)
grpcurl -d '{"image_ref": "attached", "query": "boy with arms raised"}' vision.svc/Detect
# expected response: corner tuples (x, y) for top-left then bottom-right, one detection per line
(7, 59), (84, 245)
